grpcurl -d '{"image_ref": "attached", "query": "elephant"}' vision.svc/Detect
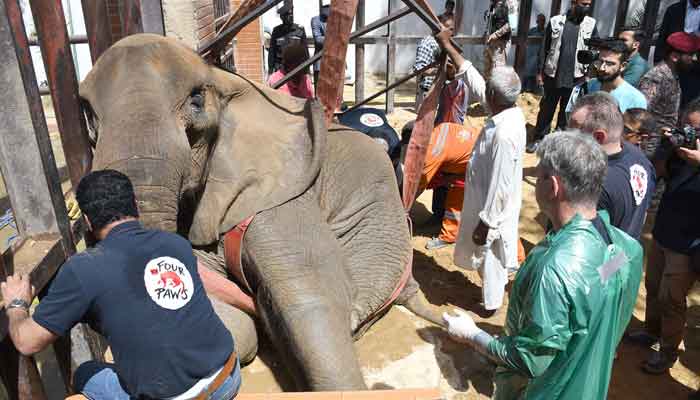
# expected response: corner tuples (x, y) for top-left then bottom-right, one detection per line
(78, 34), (441, 391)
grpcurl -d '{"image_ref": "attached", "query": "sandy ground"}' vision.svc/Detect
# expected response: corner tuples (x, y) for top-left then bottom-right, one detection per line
(6, 77), (700, 399)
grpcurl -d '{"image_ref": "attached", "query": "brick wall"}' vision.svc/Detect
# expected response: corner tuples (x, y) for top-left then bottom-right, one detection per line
(105, 0), (264, 82)
(230, 0), (263, 82)
(106, 0), (123, 42)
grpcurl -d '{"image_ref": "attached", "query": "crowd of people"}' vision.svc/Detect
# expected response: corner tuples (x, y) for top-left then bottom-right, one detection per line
(2, 0), (700, 399)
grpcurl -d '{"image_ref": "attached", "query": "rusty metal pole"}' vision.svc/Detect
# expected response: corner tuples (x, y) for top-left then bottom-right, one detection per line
(80, 0), (113, 63)
(28, 0), (93, 191)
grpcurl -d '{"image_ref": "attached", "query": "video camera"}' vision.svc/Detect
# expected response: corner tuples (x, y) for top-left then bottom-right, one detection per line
(667, 125), (699, 150)
(576, 37), (627, 65)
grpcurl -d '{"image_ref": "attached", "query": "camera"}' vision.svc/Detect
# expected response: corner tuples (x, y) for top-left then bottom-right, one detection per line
(668, 125), (698, 150)
(576, 38), (626, 65)
(576, 38), (607, 65)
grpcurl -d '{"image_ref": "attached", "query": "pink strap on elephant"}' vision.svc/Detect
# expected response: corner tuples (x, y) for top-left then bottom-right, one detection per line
(223, 215), (255, 294)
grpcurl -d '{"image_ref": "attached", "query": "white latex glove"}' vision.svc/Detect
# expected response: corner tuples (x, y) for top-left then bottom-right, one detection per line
(442, 309), (481, 342)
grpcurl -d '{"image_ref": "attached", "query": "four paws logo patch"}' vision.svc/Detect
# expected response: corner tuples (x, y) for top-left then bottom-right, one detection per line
(629, 164), (648, 206)
(144, 256), (194, 310)
(359, 113), (384, 128)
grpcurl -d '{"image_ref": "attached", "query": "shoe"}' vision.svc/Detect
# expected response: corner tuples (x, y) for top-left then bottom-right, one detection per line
(642, 348), (677, 375)
(625, 329), (659, 347)
(425, 237), (452, 250)
(526, 140), (541, 154)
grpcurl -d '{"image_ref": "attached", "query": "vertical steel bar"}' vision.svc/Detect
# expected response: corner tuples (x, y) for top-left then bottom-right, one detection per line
(2, 0), (73, 244)
(28, 0), (93, 191)
(120, 0), (144, 36)
(80, 0), (114, 63)
(355, 0), (365, 104)
(385, 0), (396, 114)
(514, 0), (534, 75)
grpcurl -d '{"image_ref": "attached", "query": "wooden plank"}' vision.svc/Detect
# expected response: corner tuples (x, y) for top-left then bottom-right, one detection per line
(514, 0), (534, 75)
(385, 0), (397, 114)
(236, 388), (442, 399)
(355, 0), (365, 104)
(80, 0), (113, 63)
(0, 0), (74, 246)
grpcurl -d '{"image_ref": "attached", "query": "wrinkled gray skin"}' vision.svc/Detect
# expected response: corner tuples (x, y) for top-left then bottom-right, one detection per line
(79, 34), (439, 391)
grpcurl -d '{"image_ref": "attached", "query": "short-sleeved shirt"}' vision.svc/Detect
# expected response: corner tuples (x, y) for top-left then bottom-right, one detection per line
(597, 142), (656, 240)
(623, 53), (650, 87)
(267, 69), (314, 99)
(639, 61), (681, 129)
(653, 159), (700, 254)
(414, 36), (440, 91)
(587, 79), (648, 112)
(33, 221), (234, 398)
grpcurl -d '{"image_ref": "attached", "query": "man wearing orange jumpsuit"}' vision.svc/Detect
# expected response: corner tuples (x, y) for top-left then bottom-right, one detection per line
(420, 122), (479, 249)
(418, 122), (526, 263)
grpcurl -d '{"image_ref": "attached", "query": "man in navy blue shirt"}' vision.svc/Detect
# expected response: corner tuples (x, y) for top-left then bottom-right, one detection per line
(568, 92), (656, 240)
(1, 170), (240, 399)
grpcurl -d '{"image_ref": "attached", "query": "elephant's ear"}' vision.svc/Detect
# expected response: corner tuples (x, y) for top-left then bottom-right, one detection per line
(188, 71), (326, 245)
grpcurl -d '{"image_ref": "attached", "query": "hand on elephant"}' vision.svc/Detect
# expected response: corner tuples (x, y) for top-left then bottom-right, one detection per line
(65, 194), (82, 221)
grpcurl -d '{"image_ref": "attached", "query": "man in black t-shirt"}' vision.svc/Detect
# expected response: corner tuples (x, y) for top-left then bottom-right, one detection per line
(0, 170), (240, 399)
(568, 92), (656, 240)
(630, 98), (700, 376)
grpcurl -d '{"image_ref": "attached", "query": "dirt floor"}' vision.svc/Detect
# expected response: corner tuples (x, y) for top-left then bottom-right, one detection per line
(9, 76), (700, 399)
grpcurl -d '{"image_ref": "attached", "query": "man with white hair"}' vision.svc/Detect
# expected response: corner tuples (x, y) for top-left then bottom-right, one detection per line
(443, 131), (643, 399)
(436, 29), (526, 313)
(568, 92), (656, 240)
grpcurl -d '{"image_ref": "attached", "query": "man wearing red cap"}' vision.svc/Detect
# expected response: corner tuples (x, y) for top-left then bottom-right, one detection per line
(639, 32), (699, 147)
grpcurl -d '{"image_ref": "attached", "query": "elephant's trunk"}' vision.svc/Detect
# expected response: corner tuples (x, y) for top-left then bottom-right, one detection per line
(95, 157), (183, 233)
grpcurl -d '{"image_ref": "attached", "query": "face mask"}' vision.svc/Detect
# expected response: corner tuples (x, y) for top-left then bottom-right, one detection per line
(574, 5), (591, 17)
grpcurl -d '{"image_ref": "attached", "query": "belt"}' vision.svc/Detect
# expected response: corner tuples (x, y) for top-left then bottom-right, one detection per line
(193, 351), (238, 400)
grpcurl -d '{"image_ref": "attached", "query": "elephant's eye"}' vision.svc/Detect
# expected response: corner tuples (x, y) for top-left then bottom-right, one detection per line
(190, 91), (205, 113)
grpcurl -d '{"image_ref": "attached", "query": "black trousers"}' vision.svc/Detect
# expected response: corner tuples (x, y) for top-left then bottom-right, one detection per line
(533, 77), (574, 140)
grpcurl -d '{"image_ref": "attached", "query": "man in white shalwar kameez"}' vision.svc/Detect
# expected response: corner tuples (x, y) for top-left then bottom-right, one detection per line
(436, 29), (527, 312)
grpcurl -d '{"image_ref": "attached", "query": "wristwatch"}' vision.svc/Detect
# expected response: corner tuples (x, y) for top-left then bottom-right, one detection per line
(6, 298), (30, 312)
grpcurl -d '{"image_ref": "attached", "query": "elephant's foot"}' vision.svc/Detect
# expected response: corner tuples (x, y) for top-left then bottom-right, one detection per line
(209, 296), (258, 365)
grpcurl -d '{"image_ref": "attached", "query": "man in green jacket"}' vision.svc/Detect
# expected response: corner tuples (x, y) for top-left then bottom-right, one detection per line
(618, 27), (650, 87)
(443, 130), (643, 399)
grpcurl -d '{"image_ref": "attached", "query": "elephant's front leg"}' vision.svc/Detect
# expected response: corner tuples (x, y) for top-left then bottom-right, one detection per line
(242, 191), (366, 391)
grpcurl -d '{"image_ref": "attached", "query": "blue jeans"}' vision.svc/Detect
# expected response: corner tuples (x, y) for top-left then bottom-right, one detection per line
(74, 359), (241, 399)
